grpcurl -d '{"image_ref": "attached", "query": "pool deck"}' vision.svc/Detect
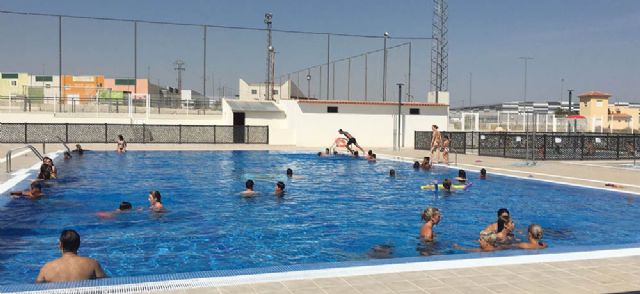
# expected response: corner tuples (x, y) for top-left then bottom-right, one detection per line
(2, 144), (640, 293)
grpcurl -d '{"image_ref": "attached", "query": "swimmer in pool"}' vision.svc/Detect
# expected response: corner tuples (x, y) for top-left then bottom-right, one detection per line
(241, 180), (257, 197)
(368, 154), (377, 162)
(413, 161), (420, 169)
(442, 179), (453, 192)
(63, 152), (72, 160)
(420, 157), (432, 170)
(148, 191), (165, 212)
(389, 169), (396, 177)
(511, 224), (548, 250)
(96, 202), (133, 219)
(274, 181), (285, 197)
(482, 208), (511, 236)
(480, 168), (487, 179)
(10, 181), (44, 199)
(420, 207), (441, 242)
(455, 169), (467, 182)
(478, 215), (515, 251)
(286, 168), (293, 178)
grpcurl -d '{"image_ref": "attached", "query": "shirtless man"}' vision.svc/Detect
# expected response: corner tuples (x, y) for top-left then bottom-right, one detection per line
(430, 125), (442, 163)
(36, 230), (106, 283)
(10, 181), (44, 199)
(241, 180), (257, 197)
(338, 129), (365, 154)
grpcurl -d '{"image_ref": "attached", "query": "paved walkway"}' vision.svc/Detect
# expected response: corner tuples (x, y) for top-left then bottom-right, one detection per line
(2, 144), (639, 293)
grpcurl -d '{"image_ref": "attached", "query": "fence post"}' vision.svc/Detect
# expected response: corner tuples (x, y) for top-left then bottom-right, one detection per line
(24, 123), (28, 144)
(246, 126), (250, 144)
(616, 135), (620, 160)
(142, 124), (146, 143)
(543, 134), (547, 160)
(503, 133), (507, 157)
(213, 125), (217, 144)
(104, 123), (108, 144)
(65, 123), (69, 143)
(179, 124), (182, 144)
(266, 126), (270, 144)
(580, 135), (584, 160)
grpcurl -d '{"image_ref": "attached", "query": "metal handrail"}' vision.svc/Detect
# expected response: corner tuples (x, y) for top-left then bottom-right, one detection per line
(5, 145), (44, 173)
(55, 136), (71, 153)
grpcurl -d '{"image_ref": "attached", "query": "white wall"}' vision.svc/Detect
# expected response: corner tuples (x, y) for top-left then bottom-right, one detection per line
(238, 79), (291, 101)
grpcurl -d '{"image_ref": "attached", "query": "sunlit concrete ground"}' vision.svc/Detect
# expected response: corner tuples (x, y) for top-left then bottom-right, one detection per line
(2, 144), (639, 293)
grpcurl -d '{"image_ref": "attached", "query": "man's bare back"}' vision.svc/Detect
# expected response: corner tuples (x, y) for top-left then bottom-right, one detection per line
(36, 253), (106, 283)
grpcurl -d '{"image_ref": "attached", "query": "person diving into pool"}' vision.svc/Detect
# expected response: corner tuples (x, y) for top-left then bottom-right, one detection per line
(338, 129), (365, 154)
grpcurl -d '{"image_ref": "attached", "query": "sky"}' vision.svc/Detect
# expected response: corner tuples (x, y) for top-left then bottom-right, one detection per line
(0, 0), (638, 106)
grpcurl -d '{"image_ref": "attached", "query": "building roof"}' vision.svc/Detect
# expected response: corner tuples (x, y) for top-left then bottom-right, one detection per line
(609, 113), (631, 119)
(225, 100), (282, 112)
(578, 91), (611, 98)
(297, 100), (447, 107)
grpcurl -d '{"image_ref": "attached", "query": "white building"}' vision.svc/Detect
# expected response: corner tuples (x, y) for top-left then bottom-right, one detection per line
(180, 89), (208, 108)
(27, 75), (60, 102)
(221, 98), (448, 148)
(238, 79), (305, 101)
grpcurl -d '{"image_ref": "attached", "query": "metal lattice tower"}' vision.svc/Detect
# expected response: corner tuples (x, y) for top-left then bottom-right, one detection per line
(264, 13), (274, 100)
(429, 0), (448, 102)
(173, 59), (186, 92)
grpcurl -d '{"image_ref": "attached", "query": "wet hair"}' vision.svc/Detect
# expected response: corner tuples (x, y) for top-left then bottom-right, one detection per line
(353, 151), (359, 157)
(480, 168), (487, 176)
(421, 207), (440, 222)
(30, 181), (42, 191)
(317, 152), (322, 156)
(497, 208), (510, 218)
(368, 150), (373, 156)
(528, 224), (544, 241)
(286, 168), (293, 177)
(276, 181), (285, 191)
(150, 191), (162, 203)
(64, 151), (72, 158)
(119, 201), (132, 210)
(497, 216), (512, 233)
(38, 164), (51, 180)
(118, 134), (124, 141)
(371, 154), (377, 159)
(245, 180), (254, 190)
(325, 148), (330, 153)
(338, 129), (343, 133)
(432, 125), (439, 129)
(389, 169), (396, 177)
(413, 161), (420, 169)
(59, 229), (81, 253)
(442, 179), (452, 191)
(333, 151), (338, 155)
(458, 170), (466, 179)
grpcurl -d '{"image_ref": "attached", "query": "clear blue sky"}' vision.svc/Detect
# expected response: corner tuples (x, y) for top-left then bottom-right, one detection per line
(0, 0), (638, 106)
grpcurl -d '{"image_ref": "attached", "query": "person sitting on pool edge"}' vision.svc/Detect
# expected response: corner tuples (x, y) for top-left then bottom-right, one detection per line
(241, 180), (256, 197)
(420, 157), (431, 170)
(11, 181), (44, 199)
(96, 201), (133, 219)
(148, 191), (165, 211)
(420, 207), (441, 242)
(455, 169), (467, 182)
(480, 168), (487, 179)
(274, 181), (285, 197)
(36, 229), (106, 283)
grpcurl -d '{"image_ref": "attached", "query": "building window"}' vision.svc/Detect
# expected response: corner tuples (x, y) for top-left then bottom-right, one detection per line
(327, 106), (338, 113)
(251, 89), (257, 95)
(410, 108), (420, 115)
(10, 81), (17, 86)
(596, 101), (603, 107)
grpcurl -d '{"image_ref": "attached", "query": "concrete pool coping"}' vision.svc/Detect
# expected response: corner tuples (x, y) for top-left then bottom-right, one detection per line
(1, 144), (639, 293)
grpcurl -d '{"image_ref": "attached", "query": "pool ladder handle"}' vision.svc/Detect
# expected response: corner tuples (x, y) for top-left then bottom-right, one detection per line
(5, 145), (44, 173)
(54, 136), (72, 154)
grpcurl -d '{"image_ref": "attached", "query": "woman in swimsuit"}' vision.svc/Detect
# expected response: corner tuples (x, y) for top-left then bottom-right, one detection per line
(511, 224), (548, 250)
(479, 215), (515, 251)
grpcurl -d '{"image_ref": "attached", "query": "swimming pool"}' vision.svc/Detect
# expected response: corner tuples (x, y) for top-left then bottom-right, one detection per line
(1, 151), (639, 287)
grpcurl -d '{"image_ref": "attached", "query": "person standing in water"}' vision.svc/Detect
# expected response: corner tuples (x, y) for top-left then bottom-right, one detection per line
(420, 207), (441, 242)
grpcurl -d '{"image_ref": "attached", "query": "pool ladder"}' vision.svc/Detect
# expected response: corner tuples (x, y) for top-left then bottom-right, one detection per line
(5, 145), (44, 173)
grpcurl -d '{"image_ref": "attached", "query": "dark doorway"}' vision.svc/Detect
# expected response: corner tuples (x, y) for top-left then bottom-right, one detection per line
(233, 112), (246, 143)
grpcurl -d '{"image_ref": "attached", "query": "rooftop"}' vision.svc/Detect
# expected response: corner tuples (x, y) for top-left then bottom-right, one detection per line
(578, 91), (611, 98)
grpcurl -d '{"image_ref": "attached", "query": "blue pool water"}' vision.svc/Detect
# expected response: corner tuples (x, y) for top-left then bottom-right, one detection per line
(0, 151), (639, 286)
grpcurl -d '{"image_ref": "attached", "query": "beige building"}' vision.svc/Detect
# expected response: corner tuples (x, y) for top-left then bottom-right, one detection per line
(0, 72), (30, 98)
(578, 91), (639, 132)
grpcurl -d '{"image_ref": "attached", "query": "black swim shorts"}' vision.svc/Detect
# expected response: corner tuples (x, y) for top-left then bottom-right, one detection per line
(347, 138), (357, 145)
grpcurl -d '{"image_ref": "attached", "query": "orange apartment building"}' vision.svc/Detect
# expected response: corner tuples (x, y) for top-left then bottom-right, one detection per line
(61, 75), (105, 104)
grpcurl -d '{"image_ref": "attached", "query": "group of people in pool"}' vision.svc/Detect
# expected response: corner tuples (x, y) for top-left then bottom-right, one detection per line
(421, 207), (548, 252)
